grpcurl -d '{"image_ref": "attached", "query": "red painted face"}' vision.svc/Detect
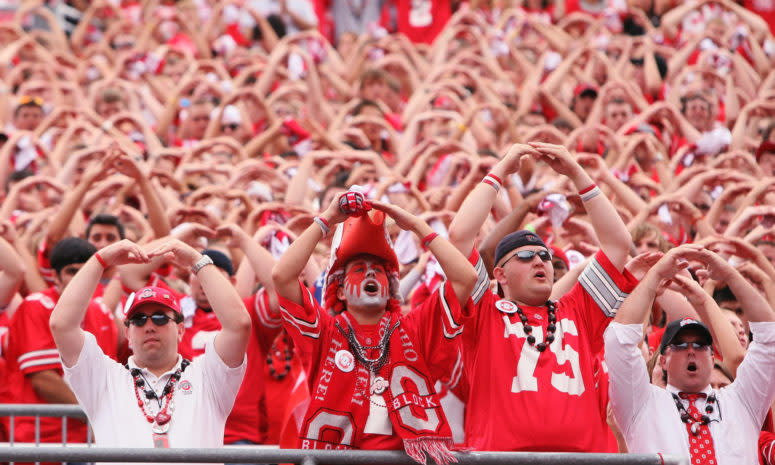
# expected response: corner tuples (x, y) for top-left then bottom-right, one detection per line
(342, 258), (390, 308)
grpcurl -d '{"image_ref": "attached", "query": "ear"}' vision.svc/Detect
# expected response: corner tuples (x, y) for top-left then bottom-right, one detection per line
(177, 323), (185, 343)
(658, 353), (667, 371)
(336, 285), (346, 301)
(493, 266), (508, 286)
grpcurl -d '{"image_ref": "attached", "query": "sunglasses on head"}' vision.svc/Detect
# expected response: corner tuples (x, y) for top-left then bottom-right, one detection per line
(501, 249), (552, 266)
(221, 123), (239, 131)
(125, 312), (181, 327)
(18, 95), (43, 106)
(668, 342), (711, 352)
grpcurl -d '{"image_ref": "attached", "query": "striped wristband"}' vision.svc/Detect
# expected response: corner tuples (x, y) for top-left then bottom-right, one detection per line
(482, 173), (502, 193)
(579, 184), (601, 202)
(314, 216), (330, 236)
(422, 232), (439, 248)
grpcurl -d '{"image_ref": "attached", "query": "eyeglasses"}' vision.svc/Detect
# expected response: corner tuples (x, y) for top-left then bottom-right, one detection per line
(668, 342), (711, 352)
(500, 249), (552, 267)
(126, 312), (180, 327)
(18, 96), (43, 106)
(221, 123), (239, 131)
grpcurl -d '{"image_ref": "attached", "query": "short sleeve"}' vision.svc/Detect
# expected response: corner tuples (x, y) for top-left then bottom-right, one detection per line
(201, 337), (247, 417)
(12, 297), (61, 374)
(63, 332), (116, 415)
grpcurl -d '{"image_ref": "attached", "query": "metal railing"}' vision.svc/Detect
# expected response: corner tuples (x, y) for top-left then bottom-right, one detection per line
(0, 404), (690, 465)
(0, 447), (689, 464)
(0, 404), (92, 447)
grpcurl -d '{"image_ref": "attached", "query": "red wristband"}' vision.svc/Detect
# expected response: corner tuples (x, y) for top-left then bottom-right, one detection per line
(422, 232), (439, 248)
(486, 173), (502, 185)
(578, 183), (597, 195)
(94, 253), (107, 268)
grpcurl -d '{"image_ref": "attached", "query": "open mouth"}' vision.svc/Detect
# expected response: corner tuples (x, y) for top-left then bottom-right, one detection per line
(687, 362), (697, 372)
(364, 281), (379, 293)
(534, 270), (546, 279)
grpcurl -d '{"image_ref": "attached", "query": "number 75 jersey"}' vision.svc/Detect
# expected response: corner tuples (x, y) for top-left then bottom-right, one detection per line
(459, 250), (638, 452)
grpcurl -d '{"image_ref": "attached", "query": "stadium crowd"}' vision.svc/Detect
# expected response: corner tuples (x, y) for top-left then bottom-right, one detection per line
(1, 0), (775, 464)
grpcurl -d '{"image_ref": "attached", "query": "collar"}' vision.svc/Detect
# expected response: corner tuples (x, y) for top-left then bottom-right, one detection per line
(127, 355), (183, 384)
(666, 384), (713, 397)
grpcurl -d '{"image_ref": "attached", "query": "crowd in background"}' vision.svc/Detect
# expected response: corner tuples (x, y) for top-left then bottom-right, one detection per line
(0, 0), (775, 462)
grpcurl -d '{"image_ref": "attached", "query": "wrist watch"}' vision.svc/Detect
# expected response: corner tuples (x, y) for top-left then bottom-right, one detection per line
(191, 255), (214, 274)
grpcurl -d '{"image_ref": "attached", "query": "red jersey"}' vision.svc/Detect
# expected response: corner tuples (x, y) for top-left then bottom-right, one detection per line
(278, 280), (468, 450)
(459, 250), (637, 452)
(179, 289), (282, 444)
(3, 287), (117, 445)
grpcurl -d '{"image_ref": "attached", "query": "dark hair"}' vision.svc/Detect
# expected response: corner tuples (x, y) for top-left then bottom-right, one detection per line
(50, 237), (97, 275)
(352, 99), (383, 117)
(13, 101), (44, 118)
(712, 286), (737, 306)
(680, 93), (712, 115)
(86, 214), (125, 241)
(253, 14), (287, 40)
(5, 169), (35, 192)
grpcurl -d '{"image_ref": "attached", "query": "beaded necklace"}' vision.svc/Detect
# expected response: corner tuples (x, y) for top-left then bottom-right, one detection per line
(127, 359), (190, 435)
(671, 392), (718, 435)
(267, 332), (292, 380)
(335, 316), (400, 374)
(515, 300), (557, 352)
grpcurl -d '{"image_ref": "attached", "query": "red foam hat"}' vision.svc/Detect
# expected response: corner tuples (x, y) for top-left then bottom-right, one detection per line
(123, 286), (181, 318)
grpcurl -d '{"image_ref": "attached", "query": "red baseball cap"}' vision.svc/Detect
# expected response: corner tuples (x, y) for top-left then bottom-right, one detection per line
(123, 286), (181, 319)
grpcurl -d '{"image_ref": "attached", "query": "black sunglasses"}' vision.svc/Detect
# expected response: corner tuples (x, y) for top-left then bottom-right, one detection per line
(669, 342), (711, 352)
(221, 123), (239, 131)
(501, 249), (552, 266)
(126, 312), (180, 327)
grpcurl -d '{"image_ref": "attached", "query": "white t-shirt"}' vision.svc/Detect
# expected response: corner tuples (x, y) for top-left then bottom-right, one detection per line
(64, 332), (246, 460)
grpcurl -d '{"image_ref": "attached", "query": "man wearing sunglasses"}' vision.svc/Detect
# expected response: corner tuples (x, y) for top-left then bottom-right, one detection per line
(605, 244), (775, 464)
(447, 142), (637, 452)
(49, 239), (251, 449)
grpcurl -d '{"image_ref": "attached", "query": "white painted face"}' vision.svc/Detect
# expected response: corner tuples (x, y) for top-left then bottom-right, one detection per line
(342, 258), (390, 309)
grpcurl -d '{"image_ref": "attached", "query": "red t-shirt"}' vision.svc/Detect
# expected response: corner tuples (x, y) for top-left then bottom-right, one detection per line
(459, 249), (638, 451)
(179, 289), (282, 444)
(3, 287), (117, 445)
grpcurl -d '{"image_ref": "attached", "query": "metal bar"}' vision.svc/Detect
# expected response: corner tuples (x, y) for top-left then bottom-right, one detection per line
(62, 416), (67, 446)
(0, 405), (87, 419)
(34, 415), (39, 446)
(8, 414), (14, 446)
(0, 447), (689, 465)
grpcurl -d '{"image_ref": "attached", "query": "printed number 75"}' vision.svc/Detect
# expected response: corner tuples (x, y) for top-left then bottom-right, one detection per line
(504, 316), (585, 395)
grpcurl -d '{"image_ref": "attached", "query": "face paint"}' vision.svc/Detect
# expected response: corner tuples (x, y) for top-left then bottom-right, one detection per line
(343, 259), (389, 308)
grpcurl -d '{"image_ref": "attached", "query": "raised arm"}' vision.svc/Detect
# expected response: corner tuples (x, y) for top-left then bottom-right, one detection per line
(272, 194), (348, 305)
(148, 240), (251, 367)
(448, 143), (537, 257)
(371, 201), (477, 306)
(529, 142), (632, 270)
(50, 240), (149, 366)
(216, 223), (279, 314)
